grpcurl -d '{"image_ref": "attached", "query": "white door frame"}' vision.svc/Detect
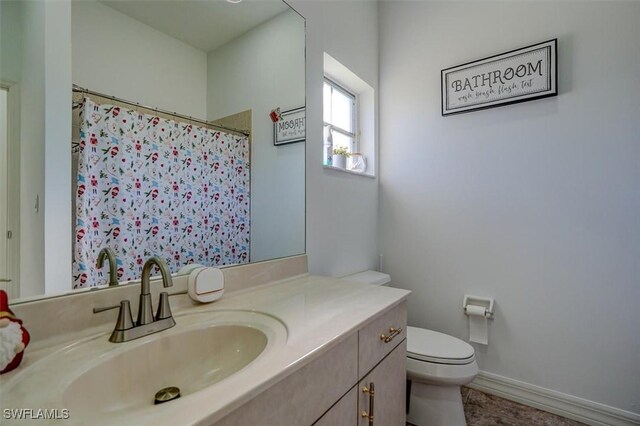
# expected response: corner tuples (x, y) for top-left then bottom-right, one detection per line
(0, 82), (21, 299)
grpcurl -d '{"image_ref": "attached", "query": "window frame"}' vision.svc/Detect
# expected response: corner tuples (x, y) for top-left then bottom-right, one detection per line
(323, 76), (358, 152)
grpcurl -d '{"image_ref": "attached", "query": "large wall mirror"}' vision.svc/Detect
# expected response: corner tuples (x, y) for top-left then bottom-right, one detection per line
(0, 0), (305, 302)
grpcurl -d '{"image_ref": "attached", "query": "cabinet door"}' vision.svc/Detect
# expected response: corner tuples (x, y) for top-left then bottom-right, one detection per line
(314, 386), (358, 426)
(358, 340), (406, 426)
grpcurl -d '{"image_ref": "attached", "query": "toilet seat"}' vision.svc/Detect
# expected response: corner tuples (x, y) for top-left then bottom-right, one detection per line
(407, 326), (475, 365)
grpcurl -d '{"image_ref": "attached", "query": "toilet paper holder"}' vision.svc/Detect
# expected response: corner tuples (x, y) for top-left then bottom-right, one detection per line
(463, 295), (494, 319)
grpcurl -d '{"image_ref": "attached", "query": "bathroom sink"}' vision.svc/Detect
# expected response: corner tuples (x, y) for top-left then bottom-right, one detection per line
(0, 310), (287, 425)
(64, 324), (268, 416)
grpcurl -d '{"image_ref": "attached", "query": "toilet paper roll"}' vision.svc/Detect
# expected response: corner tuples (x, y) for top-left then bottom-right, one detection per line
(466, 305), (489, 345)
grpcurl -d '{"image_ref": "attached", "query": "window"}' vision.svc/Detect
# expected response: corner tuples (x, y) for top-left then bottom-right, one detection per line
(323, 78), (357, 153)
(323, 52), (375, 177)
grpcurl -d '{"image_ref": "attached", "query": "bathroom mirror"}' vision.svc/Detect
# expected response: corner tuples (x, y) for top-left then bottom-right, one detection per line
(0, 0), (305, 302)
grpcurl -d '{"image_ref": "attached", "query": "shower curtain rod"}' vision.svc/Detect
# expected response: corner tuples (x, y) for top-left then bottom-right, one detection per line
(72, 84), (250, 137)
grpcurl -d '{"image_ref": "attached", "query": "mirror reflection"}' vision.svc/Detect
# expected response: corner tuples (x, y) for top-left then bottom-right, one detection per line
(0, 0), (305, 301)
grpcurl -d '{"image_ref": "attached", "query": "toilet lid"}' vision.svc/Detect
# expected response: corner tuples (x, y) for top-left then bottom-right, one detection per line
(407, 326), (475, 365)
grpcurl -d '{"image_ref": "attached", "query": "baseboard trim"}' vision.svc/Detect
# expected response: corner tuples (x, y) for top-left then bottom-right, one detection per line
(468, 371), (640, 426)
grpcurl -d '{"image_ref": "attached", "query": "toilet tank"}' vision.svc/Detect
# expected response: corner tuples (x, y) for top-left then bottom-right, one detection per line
(342, 270), (391, 286)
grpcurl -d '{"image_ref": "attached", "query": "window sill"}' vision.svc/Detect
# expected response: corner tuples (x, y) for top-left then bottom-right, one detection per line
(323, 165), (376, 179)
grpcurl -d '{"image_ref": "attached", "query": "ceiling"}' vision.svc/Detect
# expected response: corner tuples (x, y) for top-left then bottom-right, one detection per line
(100, 0), (290, 53)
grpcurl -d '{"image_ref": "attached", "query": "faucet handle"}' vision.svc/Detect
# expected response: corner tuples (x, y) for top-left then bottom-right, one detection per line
(155, 292), (173, 321)
(114, 301), (135, 331)
(94, 301), (134, 331)
(93, 304), (120, 314)
(107, 301), (136, 343)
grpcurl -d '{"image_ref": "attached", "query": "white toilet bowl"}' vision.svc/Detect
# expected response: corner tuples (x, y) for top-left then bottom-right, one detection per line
(406, 326), (478, 426)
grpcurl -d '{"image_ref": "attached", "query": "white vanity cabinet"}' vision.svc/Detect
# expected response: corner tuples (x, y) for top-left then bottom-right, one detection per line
(215, 301), (407, 426)
(314, 341), (407, 426)
(316, 301), (407, 426)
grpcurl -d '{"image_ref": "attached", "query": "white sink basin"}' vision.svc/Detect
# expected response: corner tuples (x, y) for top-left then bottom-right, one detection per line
(0, 310), (287, 425)
(65, 324), (268, 416)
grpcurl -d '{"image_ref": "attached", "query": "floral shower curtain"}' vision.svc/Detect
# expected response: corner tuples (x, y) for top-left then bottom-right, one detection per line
(73, 97), (250, 289)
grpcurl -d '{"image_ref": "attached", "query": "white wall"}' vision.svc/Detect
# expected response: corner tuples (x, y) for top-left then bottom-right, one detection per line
(288, 0), (380, 277)
(17, 1), (46, 297)
(379, 0), (640, 414)
(207, 11), (305, 263)
(43, 1), (72, 295)
(0, 1), (22, 84)
(71, 1), (208, 119)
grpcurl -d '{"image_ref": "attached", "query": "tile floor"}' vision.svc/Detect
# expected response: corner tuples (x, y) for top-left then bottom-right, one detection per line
(408, 387), (585, 426)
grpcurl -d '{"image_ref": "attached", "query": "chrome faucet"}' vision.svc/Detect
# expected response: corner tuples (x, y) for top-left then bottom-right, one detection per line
(93, 256), (177, 343)
(96, 247), (119, 287)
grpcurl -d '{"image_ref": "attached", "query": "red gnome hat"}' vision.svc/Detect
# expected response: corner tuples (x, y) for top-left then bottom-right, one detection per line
(0, 289), (30, 374)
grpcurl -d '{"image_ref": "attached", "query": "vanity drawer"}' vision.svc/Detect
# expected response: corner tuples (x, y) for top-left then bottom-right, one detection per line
(358, 301), (407, 378)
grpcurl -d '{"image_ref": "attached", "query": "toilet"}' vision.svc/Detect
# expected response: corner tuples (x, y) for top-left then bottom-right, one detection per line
(406, 326), (477, 425)
(344, 271), (478, 426)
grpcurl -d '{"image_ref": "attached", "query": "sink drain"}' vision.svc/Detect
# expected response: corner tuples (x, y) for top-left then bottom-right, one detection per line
(154, 386), (181, 405)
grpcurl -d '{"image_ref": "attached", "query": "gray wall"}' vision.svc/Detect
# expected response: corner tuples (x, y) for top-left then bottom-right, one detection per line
(207, 11), (305, 263)
(72, 1), (208, 119)
(290, 0), (380, 277)
(379, 0), (640, 414)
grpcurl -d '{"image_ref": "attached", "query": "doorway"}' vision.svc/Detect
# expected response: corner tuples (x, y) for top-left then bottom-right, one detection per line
(0, 85), (19, 299)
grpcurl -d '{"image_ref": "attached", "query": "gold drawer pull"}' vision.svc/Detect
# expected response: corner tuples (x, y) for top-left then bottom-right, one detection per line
(361, 382), (375, 425)
(379, 327), (402, 343)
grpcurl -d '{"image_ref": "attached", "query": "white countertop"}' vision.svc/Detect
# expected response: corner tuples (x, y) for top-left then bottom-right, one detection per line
(1, 274), (410, 425)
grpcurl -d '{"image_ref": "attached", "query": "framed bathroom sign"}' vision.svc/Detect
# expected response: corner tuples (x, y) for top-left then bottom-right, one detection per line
(441, 39), (557, 116)
(274, 107), (306, 145)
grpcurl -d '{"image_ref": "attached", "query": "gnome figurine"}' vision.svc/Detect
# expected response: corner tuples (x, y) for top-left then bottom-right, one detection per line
(0, 290), (30, 374)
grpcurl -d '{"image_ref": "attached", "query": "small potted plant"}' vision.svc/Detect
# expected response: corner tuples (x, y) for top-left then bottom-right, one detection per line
(332, 147), (350, 169)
